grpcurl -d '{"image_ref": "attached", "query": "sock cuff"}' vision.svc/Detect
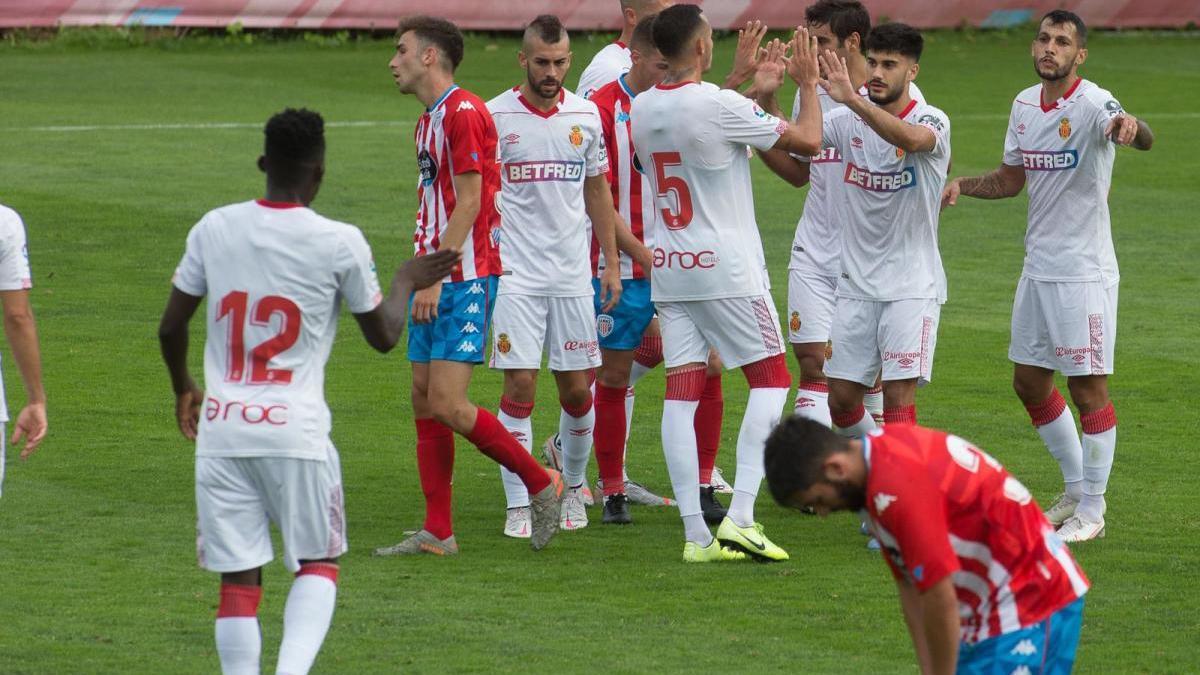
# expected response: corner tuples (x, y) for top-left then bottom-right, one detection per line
(1025, 389), (1068, 427)
(743, 354), (792, 389)
(832, 405), (867, 429)
(883, 405), (917, 425)
(296, 562), (339, 583)
(217, 583), (263, 618)
(499, 396), (533, 419)
(596, 383), (628, 403)
(415, 417), (453, 439)
(561, 395), (594, 419)
(1080, 402), (1117, 435)
(866, 385), (883, 395)
(634, 334), (664, 368)
(665, 366), (707, 401)
(798, 379), (829, 393)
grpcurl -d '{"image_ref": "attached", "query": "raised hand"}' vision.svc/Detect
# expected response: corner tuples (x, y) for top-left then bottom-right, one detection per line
(752, 38), (786, 98)
(726, 20), (769, 89)
(817, 49), (856, 104)
(784, 27), (820, 88)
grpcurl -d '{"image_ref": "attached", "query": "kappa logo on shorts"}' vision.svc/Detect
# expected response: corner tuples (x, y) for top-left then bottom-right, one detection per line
(789, 311), (801, 333)
(461, 322), (479, 334)
(465, 302), (482, 315)
(456, 341), (477, 353)
(496, 333), (512, 354)
(597, 314), (614, 338)
(467, 282), (485, 295)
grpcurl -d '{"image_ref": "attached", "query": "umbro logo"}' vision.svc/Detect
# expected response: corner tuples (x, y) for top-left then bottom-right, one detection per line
(1010, 639), (1038, 657)
(874, 493), (897, 514)
(455, 342), (477, 353)
(467, 283), (485, 295)
(456, 100), (475, 111)
(461, 322), (479, 334)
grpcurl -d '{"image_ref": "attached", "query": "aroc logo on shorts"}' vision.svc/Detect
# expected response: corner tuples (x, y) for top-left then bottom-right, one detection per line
(205, 396), (288, 425)
(653, 248), (719, 270)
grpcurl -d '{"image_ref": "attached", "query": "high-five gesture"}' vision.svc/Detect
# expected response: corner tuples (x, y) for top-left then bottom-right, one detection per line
(784, 27), (821, 88)
(725, 20), (769, 90)
(817, 50), (857, 104)
(752, 38), (786, 98)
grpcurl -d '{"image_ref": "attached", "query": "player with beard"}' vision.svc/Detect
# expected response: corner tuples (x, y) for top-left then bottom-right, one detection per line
(631, 5), (824, 561)
(811, 24), (950, 439)
(758, 0), (922, 427)
(942, 10), (1153, 543)
(488, 15), (624, 536)
(765, 417), (1091, 674)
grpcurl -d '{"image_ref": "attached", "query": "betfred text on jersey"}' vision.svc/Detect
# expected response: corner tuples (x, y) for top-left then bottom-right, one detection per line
(505, 161), (584, 183)
(1020, 150), (1079, 171)
(811, 147), (843, 164)
(843, 163), (917, 192)
(653, 247), (720, 270)
(205, 396), (288, 425)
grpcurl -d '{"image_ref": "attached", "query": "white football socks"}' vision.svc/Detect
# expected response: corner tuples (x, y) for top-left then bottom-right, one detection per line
(793, 385), (832, 428)
(497, 409), (533, 508)
(215, 617), (261, 675)
(1079, 426), (1116, 522)
(728, 387), (789, 527)
(833, 406), (878, 438)
(276, 570), (337, 675)
(559, 405), (595, 488)
(1035, 407), (1085, 500)
(662, 399), (706, 543)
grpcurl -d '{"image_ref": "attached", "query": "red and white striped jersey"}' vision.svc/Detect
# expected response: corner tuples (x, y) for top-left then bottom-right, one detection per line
(413, 85), (501, 282)
(589, 75), (653, 280)
(862, 425), (1090, 644)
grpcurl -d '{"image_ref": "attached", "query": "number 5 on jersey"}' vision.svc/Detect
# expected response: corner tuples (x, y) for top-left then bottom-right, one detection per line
(652, 152), (693, 230)
(217, 291), (301, 385)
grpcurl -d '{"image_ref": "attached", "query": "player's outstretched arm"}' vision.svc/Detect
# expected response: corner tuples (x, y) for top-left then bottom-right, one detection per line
(585, 174), (623, 312)
(759, 30), (821, 158)
(158, 288), (204, 440)
(411, 172), (482, 325)
(819, 51), (934, 154)
(941, 164), (1026, 210)
(1107, 112), (1154, 151)
(354, 249), (461, 354)
(723, 20), (768, 90)
(1, 289), (46, 458)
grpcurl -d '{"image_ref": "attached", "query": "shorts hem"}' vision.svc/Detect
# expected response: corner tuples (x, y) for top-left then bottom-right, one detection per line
(201, 554), (275, 575)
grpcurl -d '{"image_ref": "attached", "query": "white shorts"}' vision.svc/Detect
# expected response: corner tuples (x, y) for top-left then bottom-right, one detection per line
(825, 297), (940, 387)
(490, 293), (601, 371)
(658, 294), (786, 370)
(787, 269), (838, 344)
(195, 444), (347, 574)
(1009, 277), (1118, 376)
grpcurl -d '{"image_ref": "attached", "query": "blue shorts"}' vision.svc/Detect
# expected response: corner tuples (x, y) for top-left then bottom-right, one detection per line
(407, 276), (498, 364)
(957, 597), (1084, 675)
(593, 278), (655, 351)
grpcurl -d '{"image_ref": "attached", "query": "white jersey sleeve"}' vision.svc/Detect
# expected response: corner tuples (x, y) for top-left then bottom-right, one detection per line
(1003, 99), (1024, 166)
(715, 90), (787, 151)
(173, 215), (210, 297)
(333, 227), (383, 314)
(576, 43), (632, 100)
(913, 107), (951, 159)
(0, 206), (32, 292)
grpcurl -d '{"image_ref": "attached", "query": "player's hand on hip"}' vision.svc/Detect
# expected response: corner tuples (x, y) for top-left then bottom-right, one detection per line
(940, 178), (961, 211)
(600, 268), (622, 313)
(11, 401), (46, 459)
(176, 384), (203, 441)
(411, 282), (444, 324)
(404, 249), (461, 292)
(817, 50), (854, 103)
(1105, 113), (1138, 146)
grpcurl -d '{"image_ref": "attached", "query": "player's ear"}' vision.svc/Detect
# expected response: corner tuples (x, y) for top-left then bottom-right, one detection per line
(823, 454), (847, 481)
(518, 50), (527, 69)
(907, 61), (920, 84)
(1075, 47), (1087, 67)
(845, 32), (861, 54)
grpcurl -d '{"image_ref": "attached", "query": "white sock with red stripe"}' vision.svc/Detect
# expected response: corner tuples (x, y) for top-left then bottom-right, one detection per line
(832, 404), (877, 438)
(497, 397), (534, 509)
(728, 356), (791, 527)
(662, 366), (709, 545)
(215, 583), (262, 675)
(864, 385), (884, 424)
(1025, 390), (1084, 500)
(277, 563), (338, 675)
(559, 397), (595, 488)
(1078, 403), (1117, 522)
(793, 380), (832, 427)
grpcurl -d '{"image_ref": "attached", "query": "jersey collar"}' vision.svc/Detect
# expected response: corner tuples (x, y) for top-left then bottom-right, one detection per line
(428, 84), (459, 112)
(256, 199), (304, 209)
(1039, 77), (1082, 113)
(515, 86), (564, 118)
(618, 73), (637, 99)
(895, 98), (918, 119)
(655, 80), (699, 91)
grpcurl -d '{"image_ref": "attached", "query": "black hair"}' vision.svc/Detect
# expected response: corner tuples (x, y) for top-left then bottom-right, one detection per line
(763, 416), (849, 506)
(263, 108), (324, 185)
(397, 15), (465, 72)
(1041, 9), (1088, 46)
(651, 4), (704, 60)
(630, 13), (658, 53)
(864, 21), (923, 61)
(525, 14), (567, 45)
(805, 0), (871, 46)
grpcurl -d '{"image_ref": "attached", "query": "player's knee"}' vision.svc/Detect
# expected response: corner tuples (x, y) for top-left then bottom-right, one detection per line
(1066, 376), (1109, 412)
(596, 365), (630, 389)
(1012, 372), (1049, 405)
(795, 352), (825, 382)
(504, 371), (537, 403)
(559, 385), (593, 412)
(827, 381), (860, 414)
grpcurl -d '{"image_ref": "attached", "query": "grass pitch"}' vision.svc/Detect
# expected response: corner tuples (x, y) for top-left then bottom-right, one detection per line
(0, 28), (1197, 673)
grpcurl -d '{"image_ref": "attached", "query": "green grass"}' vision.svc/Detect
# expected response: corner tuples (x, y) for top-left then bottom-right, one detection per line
(1, 29), (1198, 673)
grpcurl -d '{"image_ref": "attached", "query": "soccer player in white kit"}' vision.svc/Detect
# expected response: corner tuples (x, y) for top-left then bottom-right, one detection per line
(0, 203), (48, 496)
(942, 10), (1153, 543)
(631, 5), (824, 562)
(158, 109), (458, 675)
(813, 24), (951, 438)
(575, 0), (672, 100)
(488, 15), (624, 534)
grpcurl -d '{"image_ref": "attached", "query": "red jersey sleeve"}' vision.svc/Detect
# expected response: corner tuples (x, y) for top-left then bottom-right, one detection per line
(443, 104), (487, 176)
(872, 458), (961, 592)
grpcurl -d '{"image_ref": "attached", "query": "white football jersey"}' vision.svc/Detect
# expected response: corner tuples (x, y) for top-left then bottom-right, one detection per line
(1003, 79), (1122, 284)
(575, 42), (631, 100)
(789, 83), (924, 275)
(0, 204), (33, 423)
(631, 81), (787, 302)
(173, 200), (382, 460)
(825, 99), (951, 302)
(488, 87), (607, 297)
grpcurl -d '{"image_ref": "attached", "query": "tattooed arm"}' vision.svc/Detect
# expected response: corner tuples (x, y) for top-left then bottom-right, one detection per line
(941, 164), (1026, 210)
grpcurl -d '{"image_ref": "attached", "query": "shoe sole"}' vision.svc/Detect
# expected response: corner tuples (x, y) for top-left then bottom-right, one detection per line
(717, 537), (786, 563)
(602, 515), (632, 525)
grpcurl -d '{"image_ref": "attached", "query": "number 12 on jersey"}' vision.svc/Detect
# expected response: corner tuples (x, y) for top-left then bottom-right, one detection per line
(217, 291), (301, 385)
(651, 152), (694, 230)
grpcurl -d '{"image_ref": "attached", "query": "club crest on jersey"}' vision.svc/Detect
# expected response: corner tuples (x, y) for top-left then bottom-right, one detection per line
(789, 312), (801, 332)
(895, 146), (905, 159)
(417, 150), (438, 186)
(496, 333), (512, 354)
(1058, 117), (1072, 140)
(569, 125), (584, 146)
(597, 314), (614, 338)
